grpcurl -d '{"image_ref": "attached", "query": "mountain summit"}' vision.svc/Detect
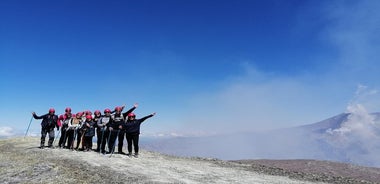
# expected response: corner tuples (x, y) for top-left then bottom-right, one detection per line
(2, 137), (380, 184)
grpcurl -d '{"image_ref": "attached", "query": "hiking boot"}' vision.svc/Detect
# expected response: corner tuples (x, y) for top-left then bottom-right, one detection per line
(127, 152), (132, 157)
(133, 153), (138, 158)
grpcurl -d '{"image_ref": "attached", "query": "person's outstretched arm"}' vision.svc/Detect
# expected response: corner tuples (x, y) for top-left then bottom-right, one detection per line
(122, 103), (138, 118)
(138, 112), (156, 124)
(32, 112), (44, 119)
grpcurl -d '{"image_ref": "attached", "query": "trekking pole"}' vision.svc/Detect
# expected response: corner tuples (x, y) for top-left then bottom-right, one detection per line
(24, 116), (33, 138)
(110, 129), (120, 158)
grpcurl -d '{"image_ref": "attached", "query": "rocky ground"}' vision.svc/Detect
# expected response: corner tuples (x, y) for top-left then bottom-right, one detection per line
(231, 160), (380, 184)
(0, 137), (379, 184)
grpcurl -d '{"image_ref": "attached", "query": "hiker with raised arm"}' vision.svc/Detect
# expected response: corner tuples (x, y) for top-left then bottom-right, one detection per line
(115, 103), (138, 154)
(32, 108), (59, 149)
(124, 112), (156, 157)
(107, 107), (127, 154)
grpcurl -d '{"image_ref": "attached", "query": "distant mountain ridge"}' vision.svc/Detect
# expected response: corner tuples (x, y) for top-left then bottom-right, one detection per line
(297, 112), (380, 133)
(142, 112), (380, 168)
(297, 113), (350, 133)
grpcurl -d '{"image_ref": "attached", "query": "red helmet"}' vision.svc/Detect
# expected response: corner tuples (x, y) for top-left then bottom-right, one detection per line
(127, 113), (135, 117)
(94, 110), (101, 115)
(85, 110), (92, 115)
(86, 115), (92, 120)
(49, 108), (55, 113)
(76, 112), (83, 117)
(115, 106), (122, 112)
(104, 109), (111, 113)
(65, 107), (71, 112)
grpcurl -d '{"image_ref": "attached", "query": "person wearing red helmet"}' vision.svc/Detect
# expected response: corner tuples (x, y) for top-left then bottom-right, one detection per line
(75, 110), (91, 150)
(67, 112), (83, 149)
(94, 110), (101, 119)
(58, 112), (72, 148)
(123, 111), (156, 157)
(83, 115), (96, 151)
(58, 107), (72, 148)
(113, 103), (138, 154)
(82, 110), (92, 122)
(97, 108), (112, 154)
(106, 103), (138, 154)
(93, 110), (102, 152)
(32, 108), (59, 148)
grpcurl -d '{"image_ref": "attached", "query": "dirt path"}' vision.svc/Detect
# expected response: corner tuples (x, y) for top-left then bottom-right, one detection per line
(0, 137), (322, 184)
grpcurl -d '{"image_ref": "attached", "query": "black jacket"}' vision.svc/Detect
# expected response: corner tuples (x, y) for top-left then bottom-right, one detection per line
(84, 120), (96, 137)
(33, 113), (59, 130)
(123, 114), (153, 134)
(108, 106), (137, 131)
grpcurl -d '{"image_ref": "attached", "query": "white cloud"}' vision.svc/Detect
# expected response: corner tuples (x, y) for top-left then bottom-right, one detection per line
(179, 64), (349, 133)
(324, 102), (380, 166)
(0, 126), (15, 137)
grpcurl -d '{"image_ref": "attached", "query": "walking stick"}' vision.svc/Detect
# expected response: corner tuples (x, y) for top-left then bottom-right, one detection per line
(24, 116), (33, 138)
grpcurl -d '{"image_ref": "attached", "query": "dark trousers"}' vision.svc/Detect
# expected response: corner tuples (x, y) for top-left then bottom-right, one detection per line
(108, 130), (119, 153)
(126, 133), (139, 154)
(100, 129), (108, 153)
(58, 128), (68, 147)
(41, 128), (55, 147)
(117, 130), (125, 152)
(96, 128), (102, 151)
(66, 129), (75, 149)
(84, 136), (93, 150)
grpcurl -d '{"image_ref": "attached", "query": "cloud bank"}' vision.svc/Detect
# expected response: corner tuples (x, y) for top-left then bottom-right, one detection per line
(323, 99), (380, 166)
(0, 126), (15, 137)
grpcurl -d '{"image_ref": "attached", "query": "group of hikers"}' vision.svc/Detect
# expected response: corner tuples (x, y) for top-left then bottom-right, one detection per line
(31, 103), (156, 157)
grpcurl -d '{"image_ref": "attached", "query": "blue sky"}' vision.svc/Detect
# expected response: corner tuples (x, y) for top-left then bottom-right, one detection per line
(1, 0), (380, 136)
